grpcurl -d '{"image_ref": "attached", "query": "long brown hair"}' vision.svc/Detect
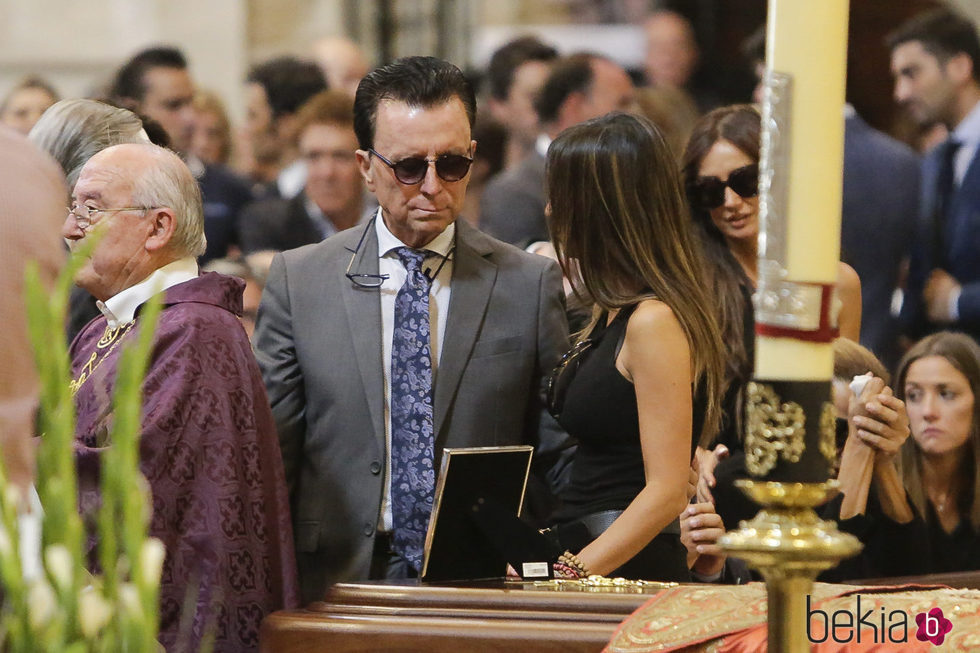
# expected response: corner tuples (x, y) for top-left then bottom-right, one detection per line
(681, 104), (761, 388)
(895, 332), (980, 530)
(546, 112), (725, 446)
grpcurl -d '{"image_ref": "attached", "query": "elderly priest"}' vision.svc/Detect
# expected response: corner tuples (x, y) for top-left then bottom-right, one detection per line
(65, 143), (299, 652)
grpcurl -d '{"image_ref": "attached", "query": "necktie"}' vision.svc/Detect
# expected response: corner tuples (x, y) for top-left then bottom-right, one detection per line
(933, 138), (961, 268)
(389, 247), (435, 570)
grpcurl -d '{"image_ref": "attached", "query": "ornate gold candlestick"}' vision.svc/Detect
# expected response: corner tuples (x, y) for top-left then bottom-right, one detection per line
(720, 481), (861, 652)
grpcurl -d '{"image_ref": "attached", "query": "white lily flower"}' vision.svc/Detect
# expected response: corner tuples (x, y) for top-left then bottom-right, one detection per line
(78, 587), (113, 639)
(139, 538), (166, 585)
(44, 544), (73, 591)
(27, 580), (57, 629)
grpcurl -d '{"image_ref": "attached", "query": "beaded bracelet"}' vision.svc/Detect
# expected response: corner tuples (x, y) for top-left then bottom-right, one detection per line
(552, 561), (586, 579)
(558, 551), (590, 577)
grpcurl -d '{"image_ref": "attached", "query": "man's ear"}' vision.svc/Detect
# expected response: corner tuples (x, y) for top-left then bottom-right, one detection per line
(556, 91), (586, 131)
(355, 149), (375, 191)
(144, 207), (177, 253)
(945, 52), (974, 86)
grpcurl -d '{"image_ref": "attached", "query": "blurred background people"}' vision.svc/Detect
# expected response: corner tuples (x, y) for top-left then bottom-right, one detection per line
(242, 56), (328, 197)
(0, 76), (58, 135)
(480, 52), (636, 248)
(544, 112), (725, 581)
(238, 89), (372, 276)
(190, 89), (234, 166)
(896, 331), (980, 573)
(890, 10), (980, 345)
(109, 46), (253, 263)
(485, 35), (558, 171)
(311, 35), (370, 97)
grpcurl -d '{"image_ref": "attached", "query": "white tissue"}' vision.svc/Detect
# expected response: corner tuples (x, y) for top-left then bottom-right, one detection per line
(849, 373), (872, 398)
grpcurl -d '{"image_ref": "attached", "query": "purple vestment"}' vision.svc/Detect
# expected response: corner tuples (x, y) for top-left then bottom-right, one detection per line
(71, 272), (299, 652)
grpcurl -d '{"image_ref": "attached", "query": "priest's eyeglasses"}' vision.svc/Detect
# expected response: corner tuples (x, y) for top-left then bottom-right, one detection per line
(368, 148), (473, 185)
(68, 204), (156, 233)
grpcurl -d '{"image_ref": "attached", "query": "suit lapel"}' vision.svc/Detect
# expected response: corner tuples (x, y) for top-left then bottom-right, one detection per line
(432, 222), (496, 446)
(340, 220), (386, 449)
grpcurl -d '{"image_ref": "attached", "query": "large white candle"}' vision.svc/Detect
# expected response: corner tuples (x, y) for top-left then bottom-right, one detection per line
(755, 0), (849, 380)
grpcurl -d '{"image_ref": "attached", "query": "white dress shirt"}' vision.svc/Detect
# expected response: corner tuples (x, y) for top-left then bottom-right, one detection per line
(374, 209), (454, 532)
(96, 257), (199, 328)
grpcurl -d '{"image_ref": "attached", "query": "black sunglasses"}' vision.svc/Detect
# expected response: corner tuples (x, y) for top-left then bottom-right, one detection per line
(688, 164), (759, 210)
(369, 148), (473, 185)
(546, 339), (595, 419)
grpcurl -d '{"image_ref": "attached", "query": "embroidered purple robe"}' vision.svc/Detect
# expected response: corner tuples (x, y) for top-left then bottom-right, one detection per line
(71, 272), (299, 652)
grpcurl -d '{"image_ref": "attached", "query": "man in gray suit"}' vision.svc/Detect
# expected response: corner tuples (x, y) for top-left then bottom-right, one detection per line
(253, 56), (570, 602)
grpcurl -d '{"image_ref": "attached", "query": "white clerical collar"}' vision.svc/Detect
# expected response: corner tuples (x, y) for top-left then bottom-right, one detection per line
(97, 257), (199, 328)
(374, 207), (455, 259)
(953, 99), (980, 145)
(535, 133), (552, 158)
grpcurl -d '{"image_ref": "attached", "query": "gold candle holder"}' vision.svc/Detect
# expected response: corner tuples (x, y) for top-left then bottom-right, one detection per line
(719, 480), (862, 652)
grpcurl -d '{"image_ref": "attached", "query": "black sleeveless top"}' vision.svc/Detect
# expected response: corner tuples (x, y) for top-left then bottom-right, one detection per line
(554, 304), (707, 522)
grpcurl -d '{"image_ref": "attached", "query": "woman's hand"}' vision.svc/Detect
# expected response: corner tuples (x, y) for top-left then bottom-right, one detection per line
(695, 444), (729, 504)
(680, 501), (727, 578)
(849, 382), (910, 463)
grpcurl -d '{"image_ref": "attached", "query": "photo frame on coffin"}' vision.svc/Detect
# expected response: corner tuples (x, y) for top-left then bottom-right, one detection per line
(420, 445), (558, 582)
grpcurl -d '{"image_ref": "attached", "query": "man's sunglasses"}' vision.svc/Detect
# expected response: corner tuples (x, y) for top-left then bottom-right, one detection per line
(369, 148), (473, 185)
(688, 164), (759, 210)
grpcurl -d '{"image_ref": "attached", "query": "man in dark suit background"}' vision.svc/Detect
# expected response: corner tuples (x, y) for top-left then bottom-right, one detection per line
(841, 107), (920, 368)
(110, 46), (253, 264)
(890, 9), (980, 342)
(238, 89), (373, 276)
(479, 52), (636, 249)
(253, 56), (570, 603)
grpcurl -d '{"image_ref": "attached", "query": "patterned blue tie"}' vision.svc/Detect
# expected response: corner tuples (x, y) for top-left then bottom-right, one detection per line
(389, 247), (435, 570)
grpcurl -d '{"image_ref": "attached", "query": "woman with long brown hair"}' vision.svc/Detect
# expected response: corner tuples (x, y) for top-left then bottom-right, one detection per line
(896, 331), (980, 572)
(544, 112), (725, 580)
(683, 104), (862, 452)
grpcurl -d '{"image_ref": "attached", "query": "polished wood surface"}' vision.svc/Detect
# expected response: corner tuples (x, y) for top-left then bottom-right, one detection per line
(260, 579), (663, 652)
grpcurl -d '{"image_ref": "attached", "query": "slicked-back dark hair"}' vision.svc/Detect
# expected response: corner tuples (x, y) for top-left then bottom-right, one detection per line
(486, 36), (558, 101)
(533, 53), (596, 125)
(246, 57), (327, 120)
(888, 8), (980, 82)
(110, 46), (188, 103)
(353, 56), (476, 150)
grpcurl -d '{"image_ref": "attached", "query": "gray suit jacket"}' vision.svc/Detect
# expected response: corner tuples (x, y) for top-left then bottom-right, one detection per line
(479, 151), (548, 248)
(253, 218), (570, 601)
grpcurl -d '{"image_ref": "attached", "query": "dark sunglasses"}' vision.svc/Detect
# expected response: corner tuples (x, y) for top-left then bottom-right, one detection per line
(546, 339), (595, 419)
(369, 148), (473, 185)
(688, 164), (759, 210)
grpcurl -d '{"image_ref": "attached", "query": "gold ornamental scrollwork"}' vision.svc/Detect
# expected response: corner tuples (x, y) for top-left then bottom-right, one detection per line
(744, 381), (805, 476)
(819, 401), (839, 474)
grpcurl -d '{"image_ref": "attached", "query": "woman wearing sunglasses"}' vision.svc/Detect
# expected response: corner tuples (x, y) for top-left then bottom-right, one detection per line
(543, 112), (726, 580)
(682, 104), (862, 454)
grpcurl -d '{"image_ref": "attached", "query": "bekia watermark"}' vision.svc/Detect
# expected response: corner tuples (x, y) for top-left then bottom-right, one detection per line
(807, 594), (953, 645)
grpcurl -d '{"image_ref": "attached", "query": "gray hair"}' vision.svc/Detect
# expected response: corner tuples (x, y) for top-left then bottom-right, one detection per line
(29, 98), (148, 190)
(126, 144), (207, 258)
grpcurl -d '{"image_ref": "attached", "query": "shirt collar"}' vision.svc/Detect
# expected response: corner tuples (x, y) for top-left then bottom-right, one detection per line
(97, 257), (199, 328)
(952, 99), (980, 145)
(374, 207), (455, 259)
(535, 133), (552, 158)
(185, 153), (206, 179)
